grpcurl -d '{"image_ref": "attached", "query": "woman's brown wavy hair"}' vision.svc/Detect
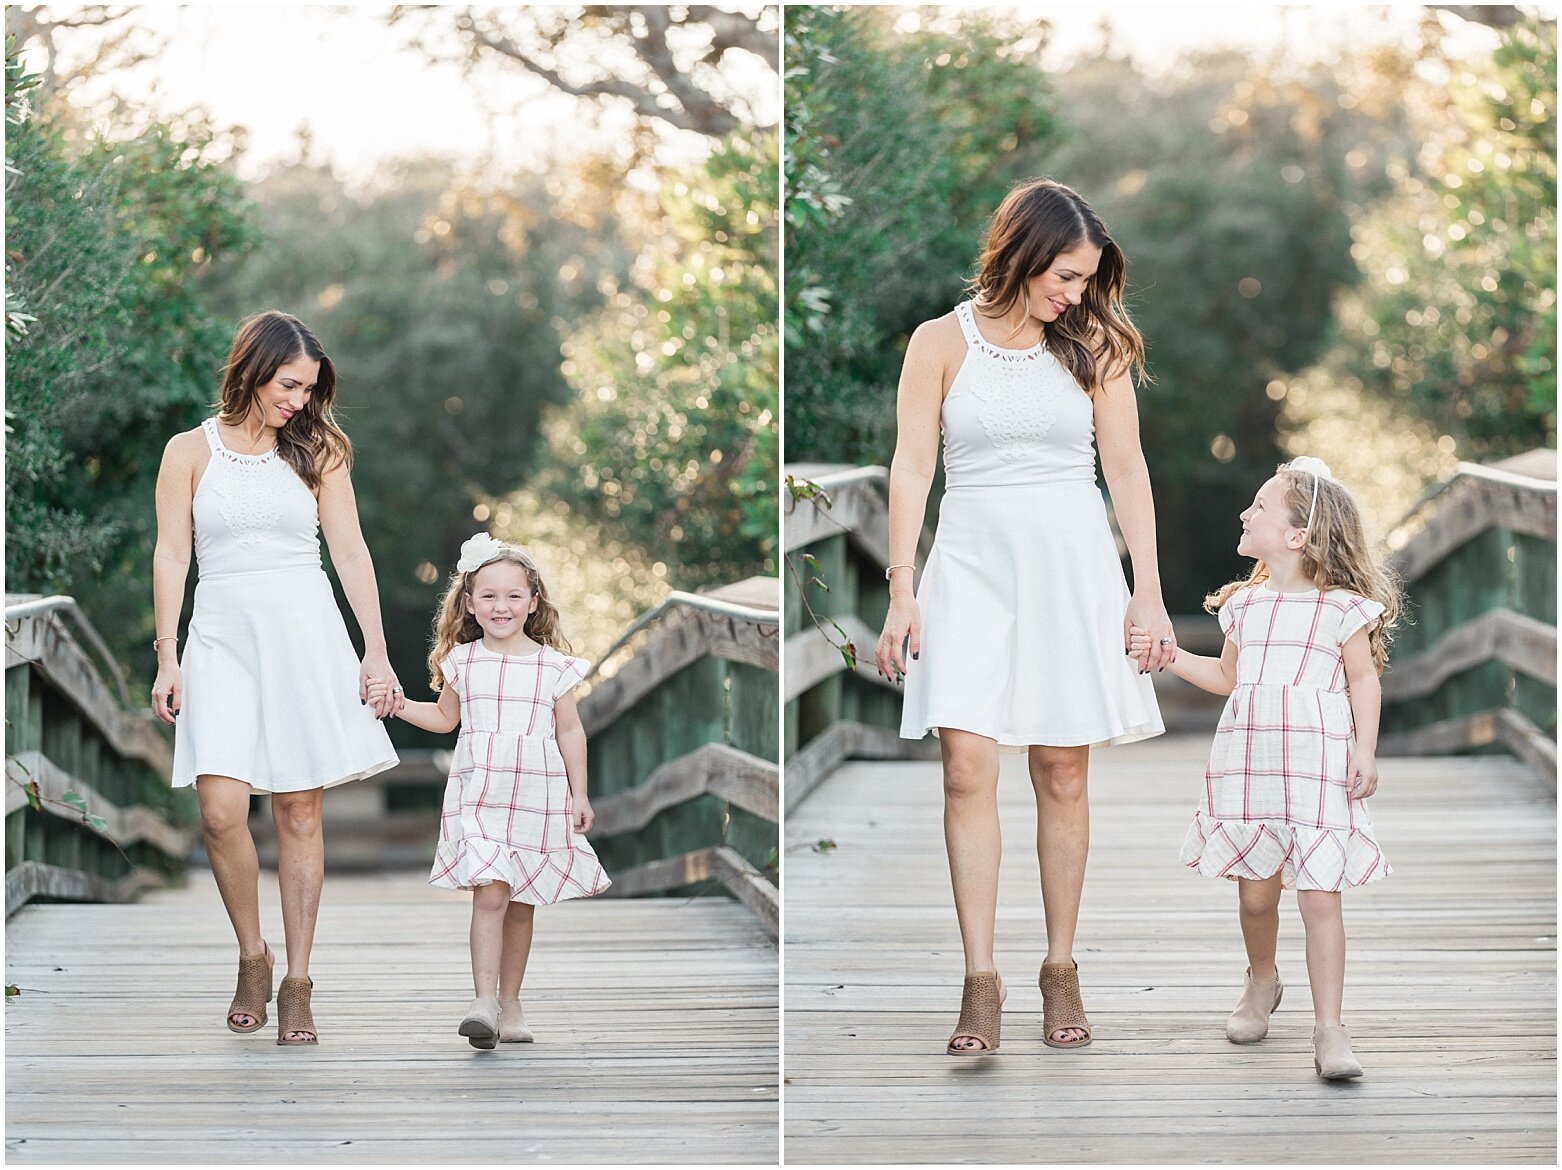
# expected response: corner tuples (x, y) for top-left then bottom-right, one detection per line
(216, 311), (351, 490)
(967, 178), (1148, 393)
(1205, 463), (1405, 673)
(427, 546), (572, 691)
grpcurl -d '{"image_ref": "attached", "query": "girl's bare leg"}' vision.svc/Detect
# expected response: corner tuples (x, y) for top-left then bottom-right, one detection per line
(1237, 874), (1284, 979)
(498, 901), (536, 1001)
(1296, 889), (1346, 1026)
(470, 881), (512, 998)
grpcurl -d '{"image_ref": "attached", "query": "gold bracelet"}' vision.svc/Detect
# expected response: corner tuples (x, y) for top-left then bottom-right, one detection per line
(883, 564), (915, 581)
(152, 636), (177, 649)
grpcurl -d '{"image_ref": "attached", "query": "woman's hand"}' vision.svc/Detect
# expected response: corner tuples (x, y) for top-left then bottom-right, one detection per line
(876, 594), (920, 682)
(151, 662), (182, 725)
(572, 793), (596, 835)
(1125, 592), (1176, 674)
(360, 650), (403, 720)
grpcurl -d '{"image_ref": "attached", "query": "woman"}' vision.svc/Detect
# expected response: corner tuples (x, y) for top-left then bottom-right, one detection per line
(874, 179), (1175, 1055)
(151, 310), (405, 1044)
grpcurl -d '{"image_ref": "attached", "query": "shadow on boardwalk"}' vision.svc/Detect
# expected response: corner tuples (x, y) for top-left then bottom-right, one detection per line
(784, 735), (1556, 1164)
(6, 873), (778, 1164)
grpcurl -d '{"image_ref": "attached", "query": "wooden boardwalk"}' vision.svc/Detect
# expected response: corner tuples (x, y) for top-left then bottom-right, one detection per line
(784, 735), (1556, 1164)
(6, 873), (777, 1164)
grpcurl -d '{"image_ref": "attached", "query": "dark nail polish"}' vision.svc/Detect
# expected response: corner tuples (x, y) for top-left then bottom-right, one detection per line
(912, 652), (919, 660)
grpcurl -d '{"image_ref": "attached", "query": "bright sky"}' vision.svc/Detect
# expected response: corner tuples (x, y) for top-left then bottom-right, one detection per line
(36, 4), (1494, 180)
(42, 4), (779, 182)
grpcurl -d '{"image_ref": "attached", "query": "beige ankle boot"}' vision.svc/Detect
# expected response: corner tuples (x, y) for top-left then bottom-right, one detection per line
(1313, 1024), (1364, 1079)
(1226, 967), (1283, 1043)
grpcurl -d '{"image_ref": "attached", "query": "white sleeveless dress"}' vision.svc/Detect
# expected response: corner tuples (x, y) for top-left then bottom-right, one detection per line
(170, 419), (398, 792)
(899, 302), (1164, 749)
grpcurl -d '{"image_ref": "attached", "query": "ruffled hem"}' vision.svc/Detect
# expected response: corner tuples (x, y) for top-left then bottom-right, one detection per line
(1180, 812), (1390, 891)
(430, 838), (611, 905)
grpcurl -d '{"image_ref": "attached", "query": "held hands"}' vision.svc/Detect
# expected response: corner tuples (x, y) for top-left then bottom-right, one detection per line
(363, 671), (405, 721)
(875, 594), (920, 682)
(1126, 625), (1163, 670)
(1349, 751), (1379, 799)
(1125, 595), (1176, 674)
(572, 793), (595, 835)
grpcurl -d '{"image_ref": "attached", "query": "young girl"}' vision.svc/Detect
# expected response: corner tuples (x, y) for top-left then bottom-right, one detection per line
(371, 532), (610, 1048)
(1131, 457), (1400, 1080)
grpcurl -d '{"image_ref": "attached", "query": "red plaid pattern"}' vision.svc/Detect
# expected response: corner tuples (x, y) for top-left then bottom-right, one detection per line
(1179, 586), (1390, 891)
(429, 641), (610, 905)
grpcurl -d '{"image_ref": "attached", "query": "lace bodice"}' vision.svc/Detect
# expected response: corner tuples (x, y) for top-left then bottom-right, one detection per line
(191, 418), (323, 577)
(940, 301), (1098, 488)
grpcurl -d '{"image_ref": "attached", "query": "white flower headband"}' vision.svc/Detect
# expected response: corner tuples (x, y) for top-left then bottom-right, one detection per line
(457, 531), (507, 574)
(1286, 456), (1333, 531)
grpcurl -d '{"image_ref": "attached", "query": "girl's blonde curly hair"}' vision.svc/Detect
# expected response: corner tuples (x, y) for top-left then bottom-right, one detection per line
(427, 545), (571, 691)
(1205, 463), (1404, 673)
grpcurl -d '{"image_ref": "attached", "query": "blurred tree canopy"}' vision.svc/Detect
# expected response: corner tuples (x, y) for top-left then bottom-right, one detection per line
(1320, 9), (1556, 457)
(784, 6), (1555, 612)
(784, 6), (1063, 464)
(5, 35), (258, 635)
(535, 130), (779, 589)
(392, 4), (777, 139)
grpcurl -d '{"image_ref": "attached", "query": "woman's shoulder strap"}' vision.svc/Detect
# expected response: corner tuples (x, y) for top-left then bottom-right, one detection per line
(952, 300), (984, 348)
(199, 417), (223, 452)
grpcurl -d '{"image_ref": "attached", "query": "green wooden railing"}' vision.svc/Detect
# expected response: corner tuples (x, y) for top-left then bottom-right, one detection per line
(5, 596), (196, 916)
(1379, 452), (1557, 787)
(577, 576), (778, 937)
(784, 465), (938, 812)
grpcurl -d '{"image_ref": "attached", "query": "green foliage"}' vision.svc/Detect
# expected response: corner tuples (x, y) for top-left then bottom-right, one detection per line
(783, 7), (1064, 466)
(5, 77), (258, 639)
(202, 158), (622, 692)
(537, 130), (779, 588)
(1331, 14), (1556, 457)
(1039, 52), (1386, 606)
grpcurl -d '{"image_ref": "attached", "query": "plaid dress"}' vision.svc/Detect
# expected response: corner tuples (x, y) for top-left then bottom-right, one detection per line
(1179, 585), (1390, 891)
(429, 641), (611, 904)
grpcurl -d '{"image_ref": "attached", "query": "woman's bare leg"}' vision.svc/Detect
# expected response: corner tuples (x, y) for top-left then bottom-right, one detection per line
(1029, 744), (1091, 1043)
(940, 729), (1007, 1050)
(197, 776), (265, 1027)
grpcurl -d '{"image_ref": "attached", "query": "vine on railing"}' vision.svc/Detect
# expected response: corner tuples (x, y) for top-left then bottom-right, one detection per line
(784, 474), (859, 671)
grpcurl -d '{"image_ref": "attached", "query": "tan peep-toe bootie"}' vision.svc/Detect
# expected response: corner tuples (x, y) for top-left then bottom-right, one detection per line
(276, 975), (318, 1045)
(1313, 1024), (1364, 1079)
(1226, 966), (1283, 1044)
(946, 971), (1004, 1055)
(226, 942), (274, 1033)
(1039, 959), (1093, 1049)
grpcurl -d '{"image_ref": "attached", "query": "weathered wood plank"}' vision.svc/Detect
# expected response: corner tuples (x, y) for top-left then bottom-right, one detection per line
(1389, 465), (1556, 584)
(783, 736), (1556, 1164)
(4, 609), (171, 774)
(1382, 607), (1557, 699)
(591, 742), (778, 838)
(3, 751), (192, 859)
(784, 721), (940, 814)
(4, 861), (167, 916)
(1379, 707), (1557, 787)
(783, 617), (893, 702)
(5, 872), (778, 1164)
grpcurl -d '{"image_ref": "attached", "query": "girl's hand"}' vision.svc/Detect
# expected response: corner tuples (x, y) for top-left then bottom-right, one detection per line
(876, 594), (920, 682)
(1127, 625), (1155, 662)
(1349, 751), (1379, 799)
(572, 794), (595, 835)
(360, 650), (402, 720)
(1125, 593), (1175, 674)
(151, 663), (182, 725)
(365, 679), (392, 714)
